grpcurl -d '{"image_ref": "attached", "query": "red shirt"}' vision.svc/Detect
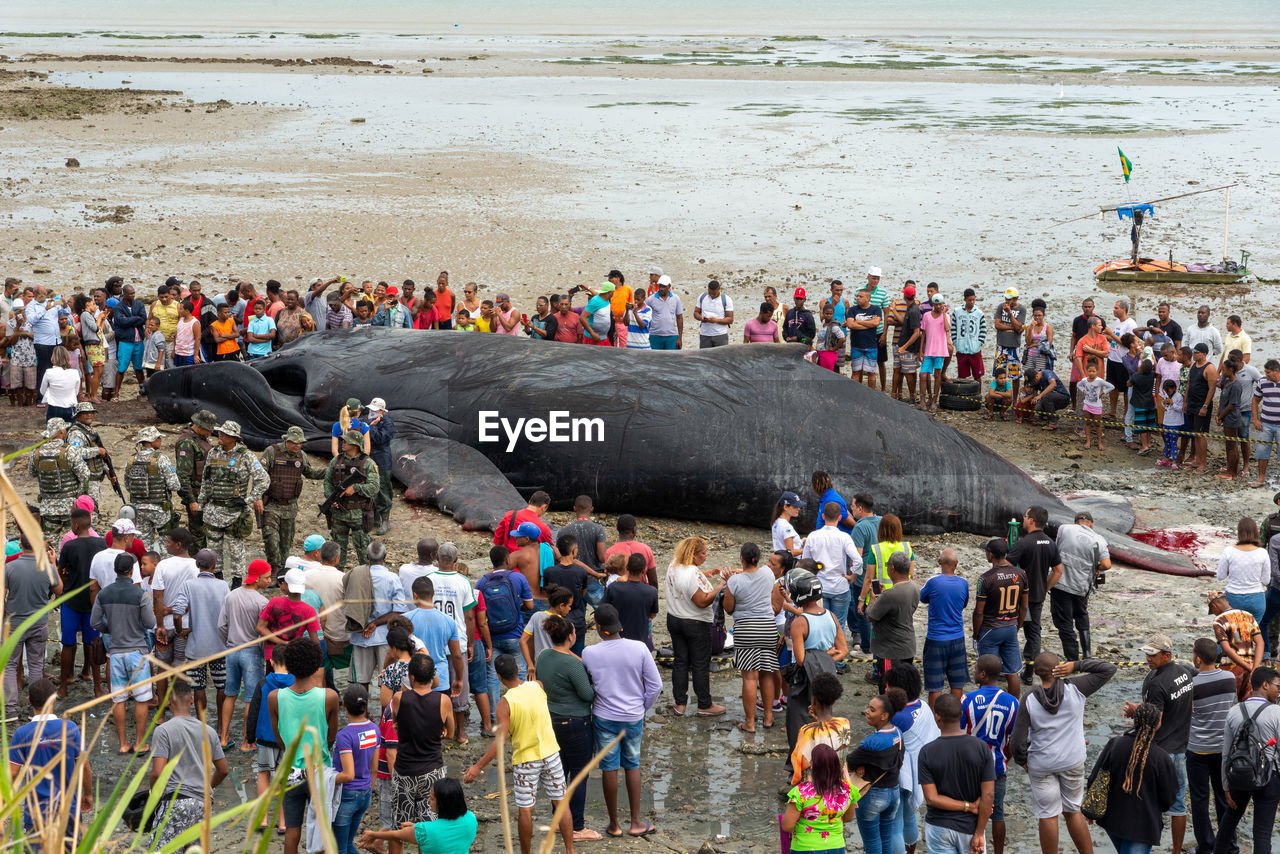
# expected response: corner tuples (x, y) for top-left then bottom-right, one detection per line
(492, 508), (554, 551)
(258, 596), (320, 659)
(413, 308), (438, 330)
(104, 533), (147, 563)
(553, 311), (582, 343)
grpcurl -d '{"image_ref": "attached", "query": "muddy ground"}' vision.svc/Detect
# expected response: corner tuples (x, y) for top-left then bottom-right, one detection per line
(4, 379), (1277, 853)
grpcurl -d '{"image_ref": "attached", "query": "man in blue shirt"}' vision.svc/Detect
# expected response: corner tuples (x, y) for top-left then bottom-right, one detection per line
(244, 299), (276, 360)
(961, 656), (1019, 854)
(349, 541), (408, 707)
(406, 575), (464, 698)
(23, 286), (65, 389)
(8, 678), (91, 833)
(919, 548), (971, 706)
(811, 471), (853, 533)
(1022, 367), (1070, 428)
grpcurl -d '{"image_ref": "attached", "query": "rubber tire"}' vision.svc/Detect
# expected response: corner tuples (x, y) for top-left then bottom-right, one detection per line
(939, 393), (981, 412)
(941, 379), (980, 398)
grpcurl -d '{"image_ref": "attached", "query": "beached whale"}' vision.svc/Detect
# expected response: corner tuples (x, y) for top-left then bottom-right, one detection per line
(146, 328), (1204, 576)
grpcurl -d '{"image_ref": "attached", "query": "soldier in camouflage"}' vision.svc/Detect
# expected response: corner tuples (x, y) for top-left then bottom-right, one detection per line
(29, 418), (90, 540)
(260, 425), (326, 571)
(323, 430), (380, 569)
(174, 409), (218, 549)
(123, 426), (181, 553)
(197, 420), (268, 583)
(65, 401), (118, 526)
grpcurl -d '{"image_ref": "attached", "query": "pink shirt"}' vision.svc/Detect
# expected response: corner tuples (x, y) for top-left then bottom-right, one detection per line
(921, 310), (950, 358)
(495, 307), (521, 335)
(743, 318), (778, 342)
(1155, 356), (1181, 388)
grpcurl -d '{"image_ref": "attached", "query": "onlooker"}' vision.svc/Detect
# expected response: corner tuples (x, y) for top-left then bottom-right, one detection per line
(542, 535), (591, 655)
(604, 514), (658, 588)
(950, 288), (986, 382)
(992, 287), (1026, 405)
(404, 576), (465, 707)
(848, 691), (907, 854)
(1009, 653), (1117, 854)
(257, 567), (322, 663)
(664, 536), (728, 716)
(219, 557), (272, 752)
(535, 614), (599, 841)
(1217, 517), (1269, 625)
(1213, 666), (1280, 854)
(248, 645), (293, 832)
(744, 301), (781, 343)
(782, 745), (859, 853)
(151, 527), (198, 693)
(522, 586), (573, 677)
(358, 778), (477, 854)
(600, 553), (659, 647)
(463, 654), (577, 854)
(269, 637), (339, 854)
(581, 604), (662, 838)
(1252, 359), (1280, 487)
(918, 694), (995, 854)
(1007, 505), (1062, 680)
(333, 685), (380, 854)
(397, 537), (438, 604)
(90, 552), (156, 754)
(8, 679), (92, 835)
(4, 533), (62, 722)
(305, 542), (351, 693)
(919, 548), (969, 706)
(391, 654), (453, 834)
(788, 672), (851, 786)
(1210, 594), (1263, 701)
(149, 680), (230, 846)
(803, 501), (864, 644)
(1186, 637), (1239, 854)
(693, 279), (733, 348)
(962, 655), (1019, 854)
(644, 275), (683, 350)
(783, 288), (816, 347)
(56, 508), (107, 698)
(476, 545), (534, 680)
(349, 542), (409, 706)
(1051, 511), (1110, 660)
(724, 543), (780, 731)
(866, 552), (920, 688)
(429, 541), (478, 740)
(558, 495), (608, 604)
(884, 664), (939, 852)
(1085, 702), (1178, 854)
(170, 547), (232, 742)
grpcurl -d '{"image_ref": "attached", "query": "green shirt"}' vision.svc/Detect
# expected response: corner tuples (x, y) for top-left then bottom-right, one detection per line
(413, 812), (477, 853)
(787, 781), (855, 851)
(277, 685), (330, 771)
(535, 647), (595, 718)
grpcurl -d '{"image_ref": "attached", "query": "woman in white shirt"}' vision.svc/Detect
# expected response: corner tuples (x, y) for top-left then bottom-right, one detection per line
(664, 536), (727, 717)
(771, 491), (805, 557)
(40, 345), (81, 422)
(1217, 517), (1270, 624)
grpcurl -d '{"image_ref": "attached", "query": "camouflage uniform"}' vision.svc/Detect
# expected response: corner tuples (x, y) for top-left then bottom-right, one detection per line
(260, 426), (326, 571)
(65, 403), (115, 527)
(123, 427), (181, 554)
(323, 431), (380, 569)
(174, 410), (217, 549)
(198, 421), (268, 582)
(29, 419), (90, 540)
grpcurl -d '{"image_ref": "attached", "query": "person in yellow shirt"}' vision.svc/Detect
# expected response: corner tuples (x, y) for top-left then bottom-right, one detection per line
(1222, 314), (1252, 367)
(462, 654), (576, 854)
(607, 270), (632, 348)
(150, 283), (182, 366)
(474, 301), (495, 333)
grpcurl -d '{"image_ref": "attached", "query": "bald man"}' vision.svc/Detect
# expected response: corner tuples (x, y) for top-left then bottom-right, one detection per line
(920, 548), (971, 707)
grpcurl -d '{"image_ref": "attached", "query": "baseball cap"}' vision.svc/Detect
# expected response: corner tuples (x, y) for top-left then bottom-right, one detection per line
(496, 292), (510, 302)
(245, 558), (272, 584)
(165, 276), (183, 287)
(793, 287), (807, 300)
(74, 495), (96, 514)
(867, 266), (882, 278)
(902, 285), (916, 299)
(513, 522), (542, 540)
(1193, 343), (1209, 354)
(386, 285), (399, 296)
(597, 282), (615, 294)
(111, 518), (138, 535)
(780, 492), (805, 509)
(368, 397), (387, 413)
(649, 266), (663, 276)
(931, 295), (944, 304)
(284, 567), (307, 594)
(1004, 287), (1019, 299)
(1074, 510), (1094, 523)
(344, 398), (362, 411)
(195, 549), (219, 570)
(303, 534), (326, 552)
(657, 275), (672, 287)
(1139, 634), (1173, 655)
(594, 603), (623, 636)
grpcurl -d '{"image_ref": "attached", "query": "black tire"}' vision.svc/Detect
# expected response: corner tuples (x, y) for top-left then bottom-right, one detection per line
(941, 379), (981, 398)
(939, 393), (981, 412)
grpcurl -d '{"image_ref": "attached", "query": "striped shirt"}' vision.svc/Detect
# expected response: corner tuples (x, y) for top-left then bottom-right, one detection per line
(1255, 379), (1280, 425)
(1188, 667), (1238, 754)
(866, 285), (891, 335)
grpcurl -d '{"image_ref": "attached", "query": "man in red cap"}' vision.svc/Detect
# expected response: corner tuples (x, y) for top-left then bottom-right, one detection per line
(782, 288), (815, 345)
(892, 284), (923, 403)
(374, 285), (412, 328)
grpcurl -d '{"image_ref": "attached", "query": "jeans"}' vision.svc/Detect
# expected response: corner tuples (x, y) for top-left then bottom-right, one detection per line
(491, 636), (522, 722)
(585, 577), (605, 607)
(822, 591), (850, 639)
(846, 579), (871, 651)
(900, 787), (919, 846)
(224, 646), (265, 702)
(855, 786), (904, 854)
(1124, 387), (1136, 443)
(924, 821), (974, 854)
(1214, 774), (1280, 854)
(1261, 586), (1280, 660)
(34, 342), (55, 390)
(551, 714), (594, 830)
(1050, 589), (1091, 660)
(4, 621), (48, 717)
(173, 354), (196, 366)
(666, 614), (713, 709)
(1187, 751), (1235, 854)
(1022, 599), (1045, 669)
(1225, 591), (1266, 627)
(649, 334), (678, 351)
(1107, 831), (1153, 854)
(332, 787), (372, 854)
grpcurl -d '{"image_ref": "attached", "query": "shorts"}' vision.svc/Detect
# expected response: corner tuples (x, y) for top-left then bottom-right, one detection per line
(956, 352), (984, 380)
(1186, 409), (1212, 434)
(924, 822), (973, 854)
(173, 354), (196, 367)
(699, 334), (729, 349)
(59, 605), (99, 646)
(153, 634), (186, 666)
(448, 651), (470, 713)
(877, 340), (888, 364)
(922, 637), (969, 693)
(1028, 764), (1085, 819)
(109, 650), (153, 703)
(225, 646), (265, 699)
(895, 350), (920, 374)
(377, 777), (396, 828)
(282, 777), (311, 829)
(593, 716), (643, 771)
(513, 753), (568, 809)
(976, 625), (1020, 676)
(850, 347), (878, 373)
(993, 347), (1021, 382)
(392, 766), (446, 824)
(116, 339), (145, 371)
(920, 356), (945, 375)
(1132, 407), (1156, 429)
(992, 775), (1007, 823)
(85, 343), (106, 367)
(255, 744), (283, 774)
(7, 363), (36, 389)
(1105, 360), (1129, 388)
(188, 658), (226, 692)
(1254, 423), (1280, 459)
(1166, 752), (1187, 817)
(467, 640), (489, 698)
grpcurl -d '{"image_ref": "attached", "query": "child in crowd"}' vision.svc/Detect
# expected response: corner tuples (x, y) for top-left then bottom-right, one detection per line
(603, 553), (627, 587)
(247, 644), (294, 832)
(333, 685), (380, 854)
(475, 301), (495, 333)
(1127, 358), (1156, 456)
(1079, 361), (1115, 451)
(1158, 379), (1184, 468)
(378, 626), (415, 711)
(454, 309), (477, 332)
(365, 698), (399, 854)
(985, 367), (1011, 418)
(141, 317), (166, 393)
(64, 332), (82, 374)
(521, 585), (572, 678)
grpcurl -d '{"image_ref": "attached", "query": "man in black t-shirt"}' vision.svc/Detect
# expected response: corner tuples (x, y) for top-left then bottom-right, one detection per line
(1006, 505), (1062, 681)
(1123, 633), (1195, 854)
(56, 507), (108, 698)
(893, 285), (924, 404)
(919, 694), (995, 851)
(600, 554), (659, 649)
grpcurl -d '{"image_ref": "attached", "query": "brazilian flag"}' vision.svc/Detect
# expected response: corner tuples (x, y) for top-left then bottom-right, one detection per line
(1118, 147), (1133, 183)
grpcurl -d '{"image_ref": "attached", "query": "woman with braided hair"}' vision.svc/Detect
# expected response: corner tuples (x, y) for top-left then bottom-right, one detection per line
(1086, 701), (1179, 854)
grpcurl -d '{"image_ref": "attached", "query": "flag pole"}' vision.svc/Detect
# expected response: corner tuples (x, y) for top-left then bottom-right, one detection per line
(1222, 185), (1231, 262)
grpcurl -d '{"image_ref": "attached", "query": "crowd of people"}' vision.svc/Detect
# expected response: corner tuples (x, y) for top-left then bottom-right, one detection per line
(8, 461), (1280, 854)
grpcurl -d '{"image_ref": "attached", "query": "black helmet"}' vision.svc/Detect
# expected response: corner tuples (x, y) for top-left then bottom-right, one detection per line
(786, 569), (823, 606)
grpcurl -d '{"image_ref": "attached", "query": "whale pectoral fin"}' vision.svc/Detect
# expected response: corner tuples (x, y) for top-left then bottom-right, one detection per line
(390, 436), (523, 532)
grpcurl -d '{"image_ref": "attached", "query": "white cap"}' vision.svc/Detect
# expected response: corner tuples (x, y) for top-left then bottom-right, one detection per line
(657, 275), (672, 286)
(367, 397), (387, 413)
(284, 567), (307, 594)
(867, 266), (882, 278)
(649, 266), (663, 276)
(111, 518), (138, 535)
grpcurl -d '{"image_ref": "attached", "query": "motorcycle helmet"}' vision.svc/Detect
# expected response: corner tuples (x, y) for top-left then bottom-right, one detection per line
(785, 568), (823, 606)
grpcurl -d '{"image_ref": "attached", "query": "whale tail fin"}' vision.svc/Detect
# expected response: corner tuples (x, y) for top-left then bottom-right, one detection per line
(389, 433), (523, 531)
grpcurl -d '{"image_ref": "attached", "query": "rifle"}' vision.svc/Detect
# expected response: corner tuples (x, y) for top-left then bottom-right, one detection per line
(89, 430), (125, 501)
(318, 468), (366, 518)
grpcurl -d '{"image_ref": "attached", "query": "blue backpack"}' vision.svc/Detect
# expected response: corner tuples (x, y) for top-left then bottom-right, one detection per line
(480, 570), (522, 636)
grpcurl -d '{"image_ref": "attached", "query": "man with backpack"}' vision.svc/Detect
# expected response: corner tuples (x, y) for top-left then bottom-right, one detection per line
(692, 279), (733, 348)
(1216, 666), (1280, 854)
(477, 546), (535, 678)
